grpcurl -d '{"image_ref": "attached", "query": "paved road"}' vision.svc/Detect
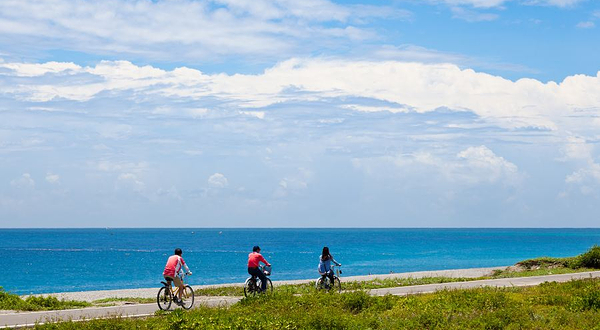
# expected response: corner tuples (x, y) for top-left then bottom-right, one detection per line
(2, 271), (599, 328)
(0, 296), (240, 329)
(368, 271), (600, 296)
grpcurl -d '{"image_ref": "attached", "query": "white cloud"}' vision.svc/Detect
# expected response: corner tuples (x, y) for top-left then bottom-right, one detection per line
(531, 0), (584, 7)
(274, 168), (312, 198)
(451, 7), (499, 21)
(561, 136), (593, 161)
(0, 61), (81, 77)
(45, 173), (60, 184)
(437, 0), (507, 8)
(576, 21), (595, 29)
(564, 162), (600, 197)
(208, 173), (229, 188)
(0, 0), (406, 61)
(437, 0), (585, 7)
(456, 146), (520, 184)
(565, 163), (600, 184)
(10, 173), (35, 188)
(279, 178), (308, 190)
(373, 44), (470, 64)
(239, 111), (266, 119)
(561, 136), (600, 192)
(354, 146), (521, 186)
(95, 160), (148, 174)
(4, 58), (600, 132)
(341, 104), (410, 113)
(117, 173), (145, 192)
(275, 178), (309, 198)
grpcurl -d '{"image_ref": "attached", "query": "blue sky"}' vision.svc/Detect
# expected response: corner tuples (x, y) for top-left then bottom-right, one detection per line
(0, 0), (599, 227)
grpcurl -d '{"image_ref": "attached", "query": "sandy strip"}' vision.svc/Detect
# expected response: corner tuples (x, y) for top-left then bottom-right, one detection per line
(24, 266), (506, 302)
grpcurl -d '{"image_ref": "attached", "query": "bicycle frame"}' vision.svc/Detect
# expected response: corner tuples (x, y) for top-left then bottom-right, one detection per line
(165, 272), (189, 296)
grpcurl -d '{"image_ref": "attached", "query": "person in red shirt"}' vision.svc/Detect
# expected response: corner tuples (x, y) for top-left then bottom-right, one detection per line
(247, 245), (271, 292)
(163, 248), (192, 304)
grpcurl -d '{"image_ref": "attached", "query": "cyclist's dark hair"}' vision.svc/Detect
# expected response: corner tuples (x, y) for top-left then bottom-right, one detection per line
(174, 248), (182, 256)
(321, 246), (331, 260)
(252, 245), (260, 252)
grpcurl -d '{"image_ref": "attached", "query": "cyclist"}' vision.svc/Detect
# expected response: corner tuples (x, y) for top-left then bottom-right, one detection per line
(247, 245), (271, 292)
(163, 248), (192, 305)
(318, 246), (341, 288)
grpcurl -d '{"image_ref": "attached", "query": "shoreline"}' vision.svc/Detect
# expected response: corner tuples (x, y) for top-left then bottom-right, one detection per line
(25, 266), (506, 302)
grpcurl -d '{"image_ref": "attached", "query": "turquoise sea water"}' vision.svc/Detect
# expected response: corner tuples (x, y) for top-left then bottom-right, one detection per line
(1, 228), (599, 295)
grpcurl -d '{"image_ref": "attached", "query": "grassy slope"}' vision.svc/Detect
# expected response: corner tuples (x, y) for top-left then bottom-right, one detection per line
(35, 278), (600, 329)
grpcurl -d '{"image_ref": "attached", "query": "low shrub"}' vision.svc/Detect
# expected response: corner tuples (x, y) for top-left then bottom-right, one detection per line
(0, 287), (89, 311)
(516, 245), (600, 270)
(575, 245), (600, 269)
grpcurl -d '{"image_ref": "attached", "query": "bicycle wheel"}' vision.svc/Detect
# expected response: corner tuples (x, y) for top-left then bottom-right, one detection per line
(315, 277), (326, 290)
(157, 286), (172, 310)
(180, 285), (195, 310)
(254, 278), (271, 294)
(244, 278), (258, 297)
(333, 277), (342, 293)
(264, 278), (273, 294)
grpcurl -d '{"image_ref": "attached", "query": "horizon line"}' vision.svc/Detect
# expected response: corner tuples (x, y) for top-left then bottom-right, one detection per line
(2, 227), (600, 230)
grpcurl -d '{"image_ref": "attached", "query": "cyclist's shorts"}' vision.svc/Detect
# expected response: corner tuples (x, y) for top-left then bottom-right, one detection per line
(164, 275), (183, 287)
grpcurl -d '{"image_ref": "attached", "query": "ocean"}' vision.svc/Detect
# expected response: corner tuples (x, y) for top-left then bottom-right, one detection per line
(1, 228), (599, 295)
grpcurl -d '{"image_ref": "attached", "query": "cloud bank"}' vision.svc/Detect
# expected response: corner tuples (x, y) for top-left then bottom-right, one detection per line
(2, 58), (599, 132)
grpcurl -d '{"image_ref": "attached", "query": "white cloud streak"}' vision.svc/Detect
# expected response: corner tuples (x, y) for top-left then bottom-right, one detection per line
(0, 0), (408, 61)
(436, 0), (585, 7)
(576, 21), (595, 29)
(451, 7), (499, 21)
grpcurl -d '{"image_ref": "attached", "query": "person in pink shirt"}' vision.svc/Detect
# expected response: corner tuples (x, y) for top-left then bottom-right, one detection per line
(163, 248), (192, 304)
(247, 245), (271, 292)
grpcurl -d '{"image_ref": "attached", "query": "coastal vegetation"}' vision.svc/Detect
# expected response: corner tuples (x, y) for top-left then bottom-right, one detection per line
(34, 277), (600, 329)
(518, 244), (600, 269)
(0, 288), (90, 311)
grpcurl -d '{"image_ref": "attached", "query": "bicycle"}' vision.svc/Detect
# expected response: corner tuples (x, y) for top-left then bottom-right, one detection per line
(157, 272), (195, 310)
(244, 265), (273, 297)
(315, 265), (342, 292)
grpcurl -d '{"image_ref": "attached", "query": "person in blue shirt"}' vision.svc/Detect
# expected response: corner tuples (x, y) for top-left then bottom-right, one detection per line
(318, 246), (341, 287)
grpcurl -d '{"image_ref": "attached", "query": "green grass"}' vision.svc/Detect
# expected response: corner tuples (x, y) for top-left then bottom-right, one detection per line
(92, 297), (155, 306)
(0, 287), (90, 311)
(34, 278), (600, 329)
